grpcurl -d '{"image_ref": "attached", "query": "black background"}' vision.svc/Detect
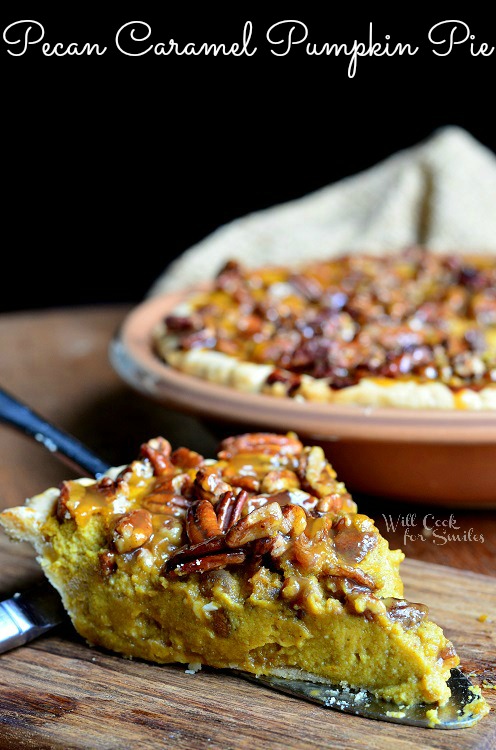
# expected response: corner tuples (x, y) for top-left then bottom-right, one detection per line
(3, 7), (496, 312)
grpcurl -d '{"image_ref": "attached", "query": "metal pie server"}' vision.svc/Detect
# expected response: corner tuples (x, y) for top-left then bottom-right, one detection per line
(0, 386), (487, 729)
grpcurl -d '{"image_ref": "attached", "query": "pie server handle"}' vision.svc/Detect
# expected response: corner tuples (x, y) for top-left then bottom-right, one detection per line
(0, 386), (110, 478)
(0, 581), (65, 654)
(0, 388), (488, 728)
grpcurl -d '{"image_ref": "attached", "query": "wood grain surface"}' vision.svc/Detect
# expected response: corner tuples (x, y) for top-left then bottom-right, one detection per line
(0, 306), (495, 749)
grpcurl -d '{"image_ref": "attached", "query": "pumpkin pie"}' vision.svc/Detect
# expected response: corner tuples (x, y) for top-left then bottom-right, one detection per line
(0, 433), (464, 707)
(155, 247), (496, 409)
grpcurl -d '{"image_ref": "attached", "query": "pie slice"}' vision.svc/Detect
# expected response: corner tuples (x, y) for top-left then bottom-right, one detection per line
(0, 433), (470, 708)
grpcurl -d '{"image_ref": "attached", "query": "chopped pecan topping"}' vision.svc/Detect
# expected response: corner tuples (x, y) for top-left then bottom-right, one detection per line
(162, 249), (496, 391)
(112, 509), (153, 553)
(225, 502), (284, 547)
(164, 313), (202, 333)
(60, 430), (385, 617)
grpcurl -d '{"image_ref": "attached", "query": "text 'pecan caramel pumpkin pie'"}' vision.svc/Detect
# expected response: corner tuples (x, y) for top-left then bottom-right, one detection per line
(2, 432), (487, 717)
(154, 247), (496, 409)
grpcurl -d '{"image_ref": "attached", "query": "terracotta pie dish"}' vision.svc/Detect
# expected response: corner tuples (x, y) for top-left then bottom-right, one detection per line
(110, 290), (496, 507)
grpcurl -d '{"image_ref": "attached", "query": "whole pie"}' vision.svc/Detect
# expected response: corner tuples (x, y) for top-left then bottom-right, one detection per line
(154, 247), (496, 409)
(0, 432), (482, 712)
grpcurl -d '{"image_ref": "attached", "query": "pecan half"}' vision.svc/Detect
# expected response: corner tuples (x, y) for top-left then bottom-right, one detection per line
(165, 535), (227, 567)
(140, 437), (173, 476)
(225, 502), (284, 547)
(167, 551), (246, 577)
(215, 489), (248, 532)
(218, 432), (303, 460)
(171, 447), (204, 469)
(298, 446), (339, 498)
(186, 498), (222, 545)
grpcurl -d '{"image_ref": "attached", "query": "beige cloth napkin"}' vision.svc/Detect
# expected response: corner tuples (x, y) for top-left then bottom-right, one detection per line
(149, 126), (496, 296)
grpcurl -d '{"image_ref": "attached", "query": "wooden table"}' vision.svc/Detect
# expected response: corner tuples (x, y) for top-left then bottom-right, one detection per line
(0, 306), (495, 749)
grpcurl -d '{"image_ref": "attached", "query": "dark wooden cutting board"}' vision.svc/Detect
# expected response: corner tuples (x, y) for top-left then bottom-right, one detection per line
(0, 554), (494, 750)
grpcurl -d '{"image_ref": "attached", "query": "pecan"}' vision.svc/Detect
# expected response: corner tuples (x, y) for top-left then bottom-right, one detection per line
(280, 574), (321, 609)
(98, 550), (117, 577)
(237, 314), (264, 337)
(261, 469), (300, 494)
(438, 642), (457, 662)
(289, 273), (322, 301)
(227, 489), (248, 528)
(171, 447), (204, 469)
(95, 476), (118, 498)
(330, 566), (376, 590)
(225, 502), (283, 547)
(165, 535), (227, 568)
(227, 475), (261, 493)
(383, 598), (428, 629)
(56, 481), (72, 522)
(218, 432), (303, 460)
(142, 492), (188, 517)
(193, 467), (231, 502)
(265, 369), (302, 396)
(167, 551), (246, 577)
(186, 498), (222, 545)
(211, 609), (232, 637)
(215, 490), (249, 532)
(280, 504), (307, 537)
(140, 438), (173, 476)
(333, 516), (378, 564)
(298, 446), (338, 498)
(252, 533), (289, 561)
(215, 490), (235, 532)
(215, 260), (252, 304)
(164, 313), (202, 333)
(317, 492), (357, 514)
(112, 509), (153, 553)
